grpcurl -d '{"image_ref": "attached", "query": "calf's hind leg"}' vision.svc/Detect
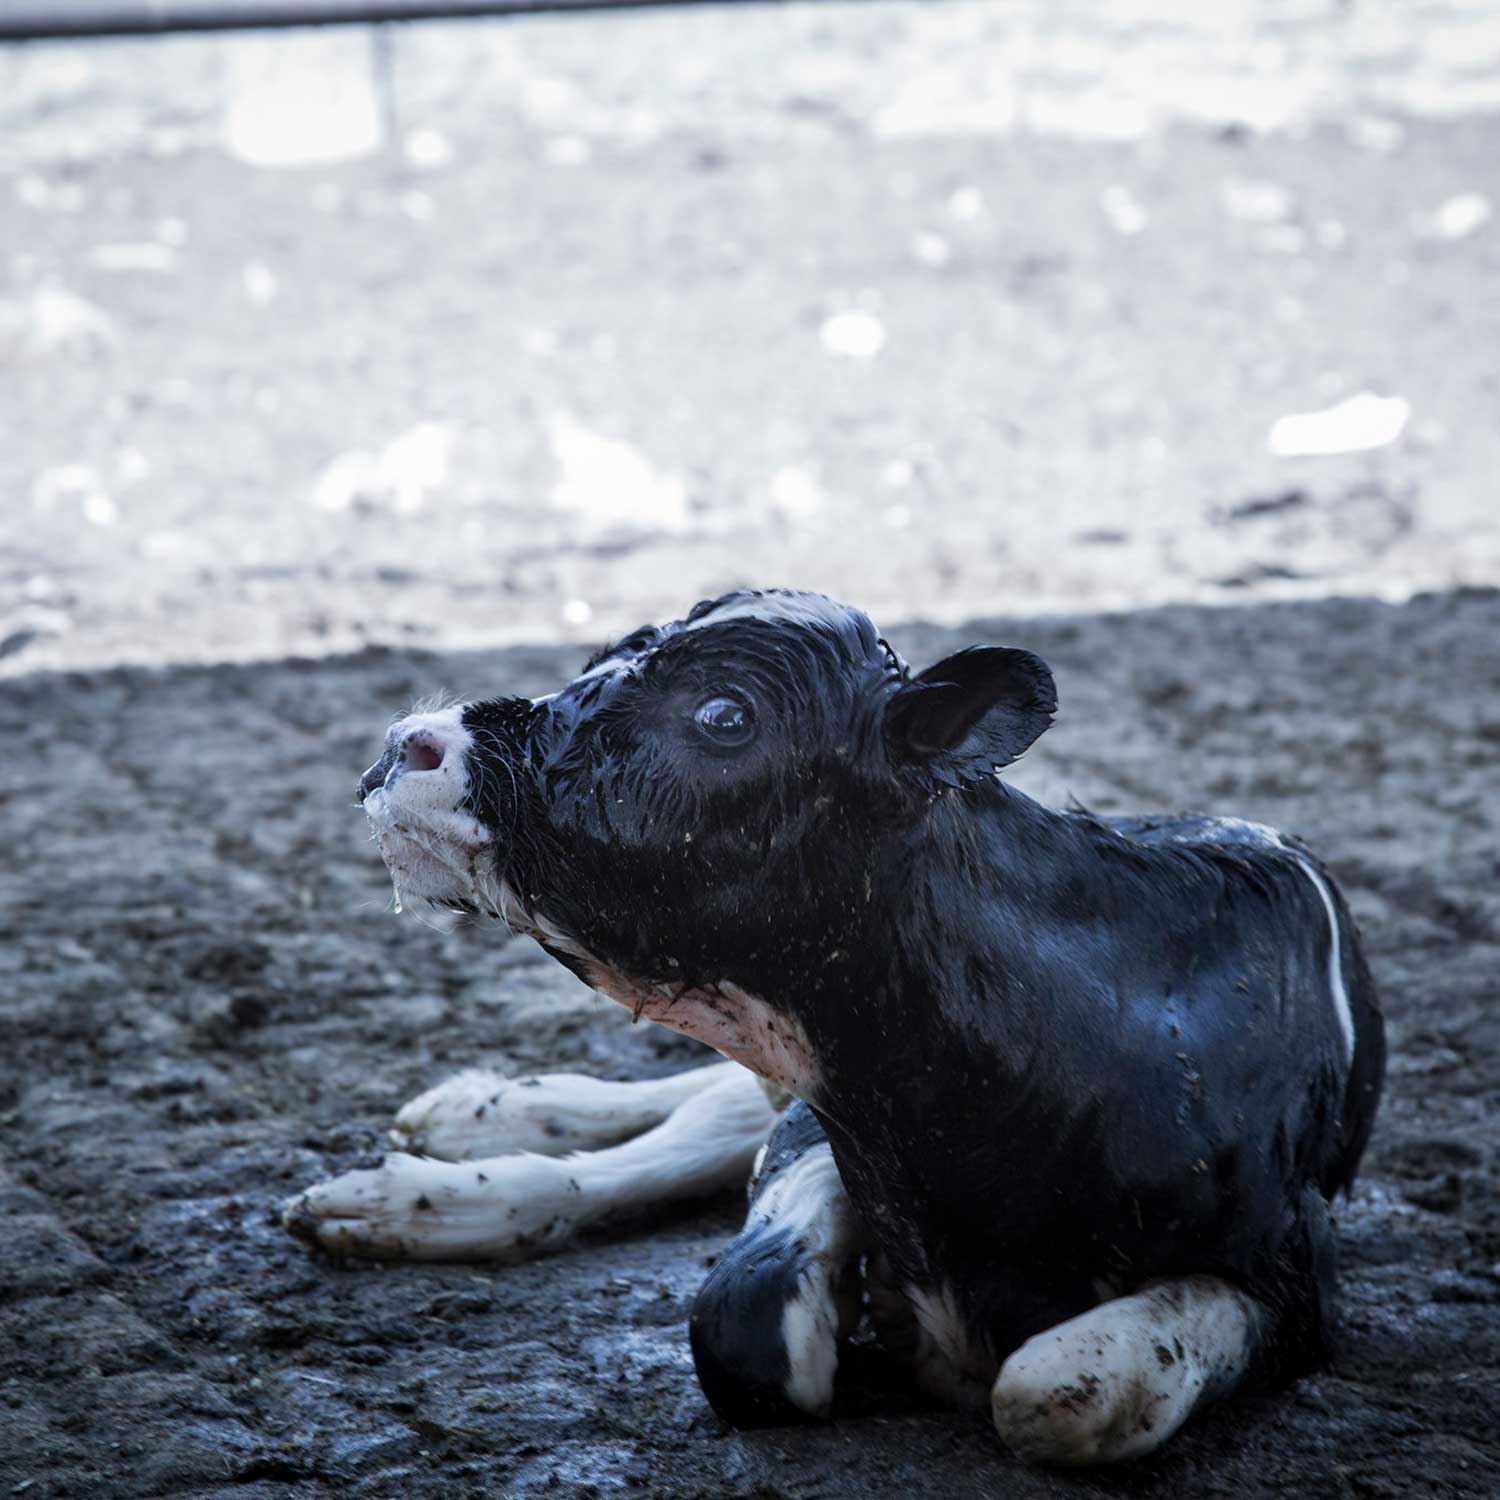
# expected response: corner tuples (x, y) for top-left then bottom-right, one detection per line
(285, 1063), (776, 1261)
(390, 1059), (738, 1160)
(991, 1275), (1266, 1466)
(690, 1101), (867, 1426)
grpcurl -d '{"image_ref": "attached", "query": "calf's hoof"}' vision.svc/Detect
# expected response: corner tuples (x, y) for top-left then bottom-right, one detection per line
(282, 1151), (585, 1262)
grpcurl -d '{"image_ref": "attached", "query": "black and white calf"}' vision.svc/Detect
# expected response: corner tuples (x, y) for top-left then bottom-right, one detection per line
(285, 590), (1384, 1465)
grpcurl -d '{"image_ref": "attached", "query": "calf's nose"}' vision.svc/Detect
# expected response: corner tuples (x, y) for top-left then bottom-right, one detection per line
(356, 753), (391, 803)
(356, 726), (450, 803)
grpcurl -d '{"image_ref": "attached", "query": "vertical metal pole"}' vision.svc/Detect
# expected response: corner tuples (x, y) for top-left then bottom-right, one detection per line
(371, 22), (400, 152)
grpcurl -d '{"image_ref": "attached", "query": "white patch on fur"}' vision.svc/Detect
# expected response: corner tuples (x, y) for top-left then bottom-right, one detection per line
(749, 1143), (864, 1416)
(863, 1252), (917, 1352)
(423, 863), (819, 1102)
(569, 655), (632, 685)
(680, 595), (838, 636)
(749, 1141), (770, 1183)
(1175, 818), (1355, 1064)
(582, 965), (820, 1101)
(991, 1276), (1258, 1466)
(285, 1065), (777, 1261)
(390, 1062), (739, 1160)
(524, 900), (592, 957)
(1192, 816), (1285, 848)
(906, 1283), (997, 1409)
(362, 706), (490, 906)
(1289, 858), (1356, 1062)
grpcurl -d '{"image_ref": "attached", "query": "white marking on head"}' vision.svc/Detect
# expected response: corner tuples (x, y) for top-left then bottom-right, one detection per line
(681, 593), (846, 637)
(566, 656), (629, 687)
(362, 705), (491, 906)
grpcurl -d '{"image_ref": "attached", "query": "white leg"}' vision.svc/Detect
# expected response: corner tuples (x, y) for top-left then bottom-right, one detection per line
(390, 1061), (738, 1160)
(284, 1064), (779, 1262)
(991, 1276), (1261, 1466)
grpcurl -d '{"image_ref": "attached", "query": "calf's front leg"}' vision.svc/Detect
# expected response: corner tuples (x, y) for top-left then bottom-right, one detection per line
(690, 1100), (867, 1426)
(991, 1275), (1264, 1465)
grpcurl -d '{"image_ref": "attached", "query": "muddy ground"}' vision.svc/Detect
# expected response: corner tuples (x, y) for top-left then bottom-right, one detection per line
(1, 587), (1497, 1499)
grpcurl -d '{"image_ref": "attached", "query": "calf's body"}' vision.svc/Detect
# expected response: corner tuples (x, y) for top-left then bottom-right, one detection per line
(288, 590), (1383, 1465)
(782, 802), (1380, 1398)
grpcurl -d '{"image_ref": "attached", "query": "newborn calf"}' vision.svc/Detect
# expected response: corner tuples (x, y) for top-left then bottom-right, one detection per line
(286, 590), (1384, 1465)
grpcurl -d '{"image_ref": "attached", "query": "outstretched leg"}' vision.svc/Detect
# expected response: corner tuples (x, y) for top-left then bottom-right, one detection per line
(284, 1063), (778, 1261)
(690, 1101), (867, 1426)
(991, 1275), (1266, 1465)
(390, 1061), (738, 1159)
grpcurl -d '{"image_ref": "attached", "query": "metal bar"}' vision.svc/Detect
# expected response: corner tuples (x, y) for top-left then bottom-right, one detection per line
(0, 0), (751, 43)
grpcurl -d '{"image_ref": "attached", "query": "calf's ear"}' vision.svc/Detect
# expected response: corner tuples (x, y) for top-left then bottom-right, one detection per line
(885, 646), (1056, 780)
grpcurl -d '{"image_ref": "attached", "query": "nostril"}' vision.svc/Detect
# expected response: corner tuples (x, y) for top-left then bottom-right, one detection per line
(357, 752), (395, 803)
(403, 733), (445, 774)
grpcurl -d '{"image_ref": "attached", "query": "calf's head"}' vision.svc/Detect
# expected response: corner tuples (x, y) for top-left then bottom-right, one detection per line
(357, 591), (1055, 1086)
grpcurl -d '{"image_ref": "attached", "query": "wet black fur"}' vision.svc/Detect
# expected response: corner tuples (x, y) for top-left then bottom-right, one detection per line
(451, 590), (1385, 1412)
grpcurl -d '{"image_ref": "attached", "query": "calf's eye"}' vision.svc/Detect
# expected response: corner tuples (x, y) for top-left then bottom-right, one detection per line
(693, 695), (755, 747)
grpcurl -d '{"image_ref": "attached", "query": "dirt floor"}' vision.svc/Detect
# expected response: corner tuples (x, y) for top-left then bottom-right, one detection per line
(1, 587), (1497, 1499)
